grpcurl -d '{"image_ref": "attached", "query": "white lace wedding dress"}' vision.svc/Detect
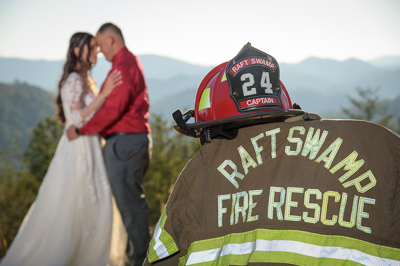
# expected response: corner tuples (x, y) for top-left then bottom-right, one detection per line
(1, 72), (127, 266)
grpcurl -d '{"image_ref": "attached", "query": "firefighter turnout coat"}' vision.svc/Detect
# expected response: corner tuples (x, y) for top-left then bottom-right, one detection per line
(146, 114), (400, 265)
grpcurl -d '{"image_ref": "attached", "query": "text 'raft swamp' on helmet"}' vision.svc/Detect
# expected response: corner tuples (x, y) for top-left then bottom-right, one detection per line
(173, 43), (304, 142)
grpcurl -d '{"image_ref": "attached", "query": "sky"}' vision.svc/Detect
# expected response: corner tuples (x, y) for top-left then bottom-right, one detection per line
(0, 0), (399, 66)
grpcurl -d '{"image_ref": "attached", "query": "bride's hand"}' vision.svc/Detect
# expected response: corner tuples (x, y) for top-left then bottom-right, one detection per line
(100, 70), (123, 98)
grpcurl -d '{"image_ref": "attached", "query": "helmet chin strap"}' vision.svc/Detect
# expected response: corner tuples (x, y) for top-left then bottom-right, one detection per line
(172, 109), (214, 142)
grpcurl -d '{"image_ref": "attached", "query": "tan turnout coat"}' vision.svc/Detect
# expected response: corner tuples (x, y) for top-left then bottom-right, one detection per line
(147, 114), (400, 265)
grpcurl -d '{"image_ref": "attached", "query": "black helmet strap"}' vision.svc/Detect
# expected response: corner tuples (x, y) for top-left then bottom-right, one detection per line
(172, 109), (198, 138)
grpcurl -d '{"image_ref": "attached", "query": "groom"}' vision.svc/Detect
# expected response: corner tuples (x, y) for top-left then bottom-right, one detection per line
(67, 22), (151, 266)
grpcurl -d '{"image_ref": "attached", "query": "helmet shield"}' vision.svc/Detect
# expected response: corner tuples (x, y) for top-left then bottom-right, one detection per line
(227, 43), (282, 113)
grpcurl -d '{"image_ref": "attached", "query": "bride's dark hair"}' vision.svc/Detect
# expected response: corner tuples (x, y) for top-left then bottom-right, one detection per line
(55, 32), (94, 124)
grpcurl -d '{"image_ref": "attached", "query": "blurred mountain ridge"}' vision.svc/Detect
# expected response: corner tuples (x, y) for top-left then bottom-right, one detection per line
(0, 54), (399, 118)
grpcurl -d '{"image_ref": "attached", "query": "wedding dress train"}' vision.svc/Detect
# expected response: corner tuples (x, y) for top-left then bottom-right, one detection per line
(1, 72), (126, 265)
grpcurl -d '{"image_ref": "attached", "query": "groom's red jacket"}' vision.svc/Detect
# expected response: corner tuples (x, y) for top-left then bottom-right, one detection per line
(79, 47), (151, 137)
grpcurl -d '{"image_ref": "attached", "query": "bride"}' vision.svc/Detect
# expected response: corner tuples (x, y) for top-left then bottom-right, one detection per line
(1, 32), (126, 265)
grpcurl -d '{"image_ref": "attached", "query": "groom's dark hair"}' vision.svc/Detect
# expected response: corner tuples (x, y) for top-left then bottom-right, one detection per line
(98, 22), (125, 42)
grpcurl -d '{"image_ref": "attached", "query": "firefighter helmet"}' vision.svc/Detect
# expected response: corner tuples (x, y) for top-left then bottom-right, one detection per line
(173, 43), (304, 140)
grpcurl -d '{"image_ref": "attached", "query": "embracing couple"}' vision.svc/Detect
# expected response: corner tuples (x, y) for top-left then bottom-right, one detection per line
(1, 23), (152, 266)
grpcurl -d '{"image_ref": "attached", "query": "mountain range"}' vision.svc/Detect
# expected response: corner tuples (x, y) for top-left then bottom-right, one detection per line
(1, 54), (399, 151)
(0, 54), (399, 119)
(0, 81), (55, 150)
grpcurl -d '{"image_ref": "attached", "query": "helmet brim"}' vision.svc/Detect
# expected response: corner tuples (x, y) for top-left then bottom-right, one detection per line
(174, 109), (305, 137)
(187, 109), (304, 129)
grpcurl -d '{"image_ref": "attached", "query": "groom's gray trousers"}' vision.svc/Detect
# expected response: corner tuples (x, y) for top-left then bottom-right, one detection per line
(103, 133), (152, 266)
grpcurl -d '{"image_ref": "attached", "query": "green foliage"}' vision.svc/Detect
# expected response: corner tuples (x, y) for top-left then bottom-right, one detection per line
(23, 116), (64, 182)
(342, 87), (391, 124)
(342, 87), (399, 133)
(0, 81), (55, 151)
(0, 113), (199, 255)
(0, 80), (201, 253)
(145, 114), (201, 226)
(0, 167), (39, 256)
(0, 116), (62, 254)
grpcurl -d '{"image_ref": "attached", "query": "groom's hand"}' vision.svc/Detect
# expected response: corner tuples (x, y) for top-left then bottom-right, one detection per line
(66, 125), (79, 141)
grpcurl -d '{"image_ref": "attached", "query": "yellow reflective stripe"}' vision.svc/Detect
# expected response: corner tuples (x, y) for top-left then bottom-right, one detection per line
(148, 208), (179, 263)
(221, 72), (227, 82)
(198, 88), (211, 111)
(178, 229), (400, 265)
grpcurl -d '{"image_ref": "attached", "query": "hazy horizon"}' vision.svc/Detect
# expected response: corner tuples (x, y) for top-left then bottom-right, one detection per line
(1, 0), (399, 66)
(1, 53), (399, 68)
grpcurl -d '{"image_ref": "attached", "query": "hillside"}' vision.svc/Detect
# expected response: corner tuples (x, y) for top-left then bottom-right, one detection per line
(0, 79), (399, 154)
(149, 57), (400, 118)
(0, 56), (212, 94)
(0, 54), (399, 151)
(0, 81), (56, 150)
(1, 55), (399, 117)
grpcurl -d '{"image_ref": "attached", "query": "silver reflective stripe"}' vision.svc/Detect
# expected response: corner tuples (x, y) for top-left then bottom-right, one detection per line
(153, 218), (162, 242)
(152, 219), (169, 259)
(186, 247), (221, 265)
(186, 239), (400, 265)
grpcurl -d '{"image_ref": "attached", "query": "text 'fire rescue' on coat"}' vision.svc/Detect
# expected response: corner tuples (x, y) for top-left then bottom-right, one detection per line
(217, 126), (376, 234)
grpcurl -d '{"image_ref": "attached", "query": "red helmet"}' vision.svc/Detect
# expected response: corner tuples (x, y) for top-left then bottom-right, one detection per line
(173, 43), (304, 140)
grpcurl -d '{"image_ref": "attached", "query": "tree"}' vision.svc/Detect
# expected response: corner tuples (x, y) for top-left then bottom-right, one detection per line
(0, 114), (200, 256)
(0, 112), (201, 256)
(0, 116), (63, 254)
(0, 165), (39, 255)
(145, 114), (201, 226)
(0, 143), (40, 255)
(342, 87), (399, 133)
(23, 116), (64, 182)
